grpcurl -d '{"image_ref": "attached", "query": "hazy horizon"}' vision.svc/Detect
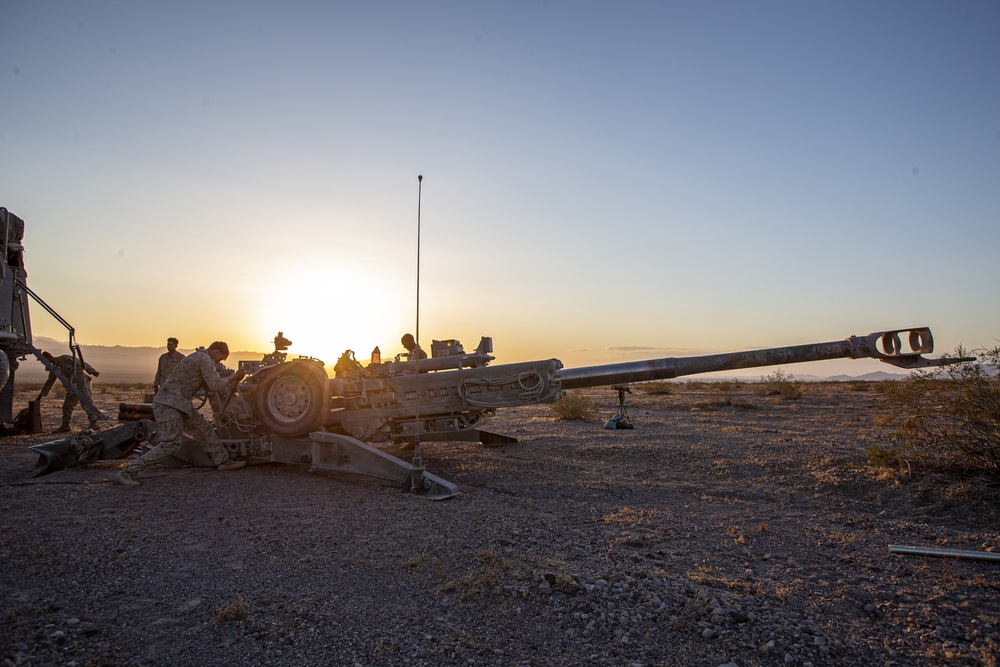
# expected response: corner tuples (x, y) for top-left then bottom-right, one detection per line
(15, 335), (916, 384)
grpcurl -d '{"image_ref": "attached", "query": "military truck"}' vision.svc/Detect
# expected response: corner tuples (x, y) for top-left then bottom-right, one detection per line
(0, 206), (102, 426)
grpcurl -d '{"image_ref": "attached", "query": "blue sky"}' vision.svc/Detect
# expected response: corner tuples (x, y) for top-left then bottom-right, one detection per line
(3, 1), (998, 376)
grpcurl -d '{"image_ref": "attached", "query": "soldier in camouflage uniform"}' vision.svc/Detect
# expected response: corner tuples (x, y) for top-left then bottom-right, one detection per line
(153, 337), (184, 393)
(116, 341), (246, 486)
(401, 333), (427, 360)
(36, 351), (102, 432)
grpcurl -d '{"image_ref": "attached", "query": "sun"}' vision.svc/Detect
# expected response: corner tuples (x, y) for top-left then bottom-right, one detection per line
(253, 260), (413, 370)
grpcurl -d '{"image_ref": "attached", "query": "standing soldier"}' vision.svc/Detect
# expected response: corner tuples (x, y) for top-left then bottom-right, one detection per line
(36, 351), (102, 432)
(153, 336), (184, 393)
(116, 341), (246, 487)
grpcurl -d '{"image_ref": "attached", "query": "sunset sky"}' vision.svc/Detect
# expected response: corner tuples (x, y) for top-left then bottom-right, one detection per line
(3, 1), (998, 378)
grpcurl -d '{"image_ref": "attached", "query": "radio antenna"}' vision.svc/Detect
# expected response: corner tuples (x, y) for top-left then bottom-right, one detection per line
(410, 174), (425, 493)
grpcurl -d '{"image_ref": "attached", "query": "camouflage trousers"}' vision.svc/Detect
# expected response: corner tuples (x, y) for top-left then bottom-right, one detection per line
(126, 403), (228, 474)
(62, 377), (101, 426)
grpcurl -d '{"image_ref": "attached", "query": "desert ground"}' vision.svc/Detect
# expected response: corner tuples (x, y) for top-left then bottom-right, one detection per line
(1, 379), (998, 666)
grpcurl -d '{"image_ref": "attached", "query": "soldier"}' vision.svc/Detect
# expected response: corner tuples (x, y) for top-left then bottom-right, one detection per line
(153, 336), (184, 393)
(400, 333), (427, 360)
(36, 351), (102, 432)
(195, 344), (235, 419)
(116, 341), (246, 487)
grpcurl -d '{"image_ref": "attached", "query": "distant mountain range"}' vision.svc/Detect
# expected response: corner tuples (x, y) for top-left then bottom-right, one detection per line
(12, 337), (272, 383)
(692, 371), (909, 382)
(815, 371), (909, 382)
(11, 337), (913, 384)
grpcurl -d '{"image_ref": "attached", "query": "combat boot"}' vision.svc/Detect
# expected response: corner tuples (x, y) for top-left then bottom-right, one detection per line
(52, 422), (71, 433)
(115, 469), (140, 487)
(88, 417), (101, 431)
(217, 459), (247, 472)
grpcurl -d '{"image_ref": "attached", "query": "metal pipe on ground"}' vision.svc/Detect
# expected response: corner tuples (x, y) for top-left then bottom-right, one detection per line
(889, 545), (1000, 563)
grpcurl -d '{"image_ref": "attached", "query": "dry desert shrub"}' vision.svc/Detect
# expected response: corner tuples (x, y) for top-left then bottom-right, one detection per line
(779, 382), (803, 401)
(864, 444), (899, 468)
(212, 593), (251, 624)
(755, 369), (803, 400)
(550, 392), (596, 420)
(876, 346), (1000, 479)
(687, 381), (753, 410)
(638, 380), (673, 395)
(713, 381), (736, 404)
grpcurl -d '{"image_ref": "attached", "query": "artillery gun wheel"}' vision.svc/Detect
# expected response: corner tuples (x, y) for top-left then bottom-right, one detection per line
(250, 360), (330, 437)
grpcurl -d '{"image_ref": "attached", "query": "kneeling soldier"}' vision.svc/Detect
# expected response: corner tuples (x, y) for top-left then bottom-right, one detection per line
(117, 341), (246, 486)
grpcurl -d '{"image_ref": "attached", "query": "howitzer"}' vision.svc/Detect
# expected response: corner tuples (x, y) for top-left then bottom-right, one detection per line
(28, 326), (960, 499)
(238, 326), (957, 499)
(241, 326), (947, 443)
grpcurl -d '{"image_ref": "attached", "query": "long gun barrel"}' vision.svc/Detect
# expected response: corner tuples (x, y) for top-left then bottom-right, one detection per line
(556, 327), (940, 389)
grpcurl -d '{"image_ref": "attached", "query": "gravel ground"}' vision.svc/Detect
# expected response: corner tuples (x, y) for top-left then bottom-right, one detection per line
(2, 380), (999, 666)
